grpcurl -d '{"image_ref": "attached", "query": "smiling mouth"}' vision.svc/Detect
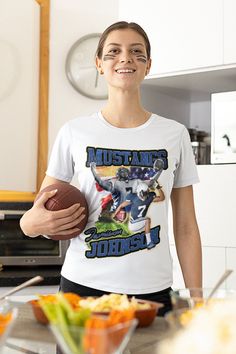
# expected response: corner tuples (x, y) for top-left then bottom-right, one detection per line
(115, 69), (136, 74)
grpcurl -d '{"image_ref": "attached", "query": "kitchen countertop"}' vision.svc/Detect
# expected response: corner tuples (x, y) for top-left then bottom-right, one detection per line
(5, 302), (172, 354)
(0, 266), (61, 286)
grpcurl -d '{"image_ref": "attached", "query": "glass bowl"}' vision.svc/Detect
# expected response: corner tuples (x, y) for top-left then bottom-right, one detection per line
(165, 307), (195, 330)
(170, 288), (236, 310)
(50, 318), (138, 354)
(0, 300), (18, 353)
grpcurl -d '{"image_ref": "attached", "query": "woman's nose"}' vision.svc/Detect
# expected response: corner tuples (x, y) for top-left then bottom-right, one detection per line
(120, 53), (133, 63)
(120, 58), (133, 64)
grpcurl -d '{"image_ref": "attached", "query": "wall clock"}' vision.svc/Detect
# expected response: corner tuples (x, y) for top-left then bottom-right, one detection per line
(65, 33), (108, 100)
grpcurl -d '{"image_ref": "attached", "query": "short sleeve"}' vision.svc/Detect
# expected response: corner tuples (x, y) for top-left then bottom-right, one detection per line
(46, 124), (74, 182)
(173, 127), (199, 188)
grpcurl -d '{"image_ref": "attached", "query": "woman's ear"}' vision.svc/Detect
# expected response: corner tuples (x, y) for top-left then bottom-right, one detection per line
(96, 56), (103, 74)
(146, 58), (152, 76)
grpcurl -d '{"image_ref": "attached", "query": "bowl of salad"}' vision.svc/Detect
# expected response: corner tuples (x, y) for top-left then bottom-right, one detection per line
(51, 318), (137, 354)
(37, 293), (138, 354)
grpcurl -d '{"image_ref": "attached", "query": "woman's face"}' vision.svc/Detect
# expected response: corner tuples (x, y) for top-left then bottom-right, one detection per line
(96, 28), (151, 91)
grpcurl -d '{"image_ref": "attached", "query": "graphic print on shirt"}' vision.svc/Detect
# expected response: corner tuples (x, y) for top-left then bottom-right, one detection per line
(84, 147), (168, 259)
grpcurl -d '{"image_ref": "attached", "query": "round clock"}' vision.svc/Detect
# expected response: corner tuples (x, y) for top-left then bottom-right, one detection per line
(65, 33), (108, 100)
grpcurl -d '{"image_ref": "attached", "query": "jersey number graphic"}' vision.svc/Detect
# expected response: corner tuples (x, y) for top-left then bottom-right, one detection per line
(137, 205), (147, 218)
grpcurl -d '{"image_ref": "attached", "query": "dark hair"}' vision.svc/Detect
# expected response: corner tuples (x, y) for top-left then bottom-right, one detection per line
(96, 21), (151, 60)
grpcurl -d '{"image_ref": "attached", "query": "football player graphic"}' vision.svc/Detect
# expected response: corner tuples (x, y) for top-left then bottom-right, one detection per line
(90, 159), (164, 215)
(90, 162), (140, 214)
(113, 182), (165, 250)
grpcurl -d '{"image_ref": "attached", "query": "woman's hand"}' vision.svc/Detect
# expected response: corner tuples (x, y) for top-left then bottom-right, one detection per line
(20, 189), (86, 238)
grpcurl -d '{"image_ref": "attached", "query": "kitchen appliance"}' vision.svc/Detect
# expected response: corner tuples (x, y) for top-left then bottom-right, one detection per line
(0, 202), (69, 266)
(211, 91), (236, 164)
(189, 129), (210, 165)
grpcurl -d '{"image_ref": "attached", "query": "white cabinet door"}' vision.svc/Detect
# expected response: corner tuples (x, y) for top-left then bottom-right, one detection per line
(119, 0), (223, 75)
(169, 244), (185, 290)
(225, 248), (236, 289)
(170, 244), (226, 289)
(223, 0), (236, 64)
(170, 245), (225, 289)
(202, 247), (226, 288)
(194, 164), (236, 247)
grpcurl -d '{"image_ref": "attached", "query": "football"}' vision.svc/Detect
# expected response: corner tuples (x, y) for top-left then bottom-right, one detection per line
(35, 183), (89, 240)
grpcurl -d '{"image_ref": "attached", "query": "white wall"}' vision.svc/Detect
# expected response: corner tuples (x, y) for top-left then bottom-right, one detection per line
(48, 0), (119, 152)
(0, 0), (39, 192)
(141, 85), (190, 126)
(190, 99), (211, 133)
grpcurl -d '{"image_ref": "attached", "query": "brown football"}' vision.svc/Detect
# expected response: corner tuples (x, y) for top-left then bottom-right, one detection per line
(35, 183), (89, 240)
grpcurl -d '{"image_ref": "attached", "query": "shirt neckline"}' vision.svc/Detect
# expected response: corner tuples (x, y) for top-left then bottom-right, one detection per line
(97, 111), (156, 132)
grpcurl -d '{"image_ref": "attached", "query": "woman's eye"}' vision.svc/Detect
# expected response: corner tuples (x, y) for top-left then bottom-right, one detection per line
(109, 48), (119, 54)
(132, 49), (142, 54)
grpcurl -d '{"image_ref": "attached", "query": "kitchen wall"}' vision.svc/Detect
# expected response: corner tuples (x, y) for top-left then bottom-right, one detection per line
(48, 0), (118, 152)
(141, 85), (190, 127)
(0, 0), (39, 191)
(190, 100), (211, 133)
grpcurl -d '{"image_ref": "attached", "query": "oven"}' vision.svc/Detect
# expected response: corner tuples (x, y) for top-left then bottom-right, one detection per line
(0, 202), (69, 266)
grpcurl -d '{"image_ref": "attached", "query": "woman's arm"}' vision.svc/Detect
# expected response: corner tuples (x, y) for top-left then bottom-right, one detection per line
(113, 200), (131, 218)
(171, 185), (202, 288)
(90, 162), (114, 192)
(20, 175), (85, 238)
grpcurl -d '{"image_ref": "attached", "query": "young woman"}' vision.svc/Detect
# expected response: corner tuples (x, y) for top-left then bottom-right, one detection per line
(20, 21), (202, 316)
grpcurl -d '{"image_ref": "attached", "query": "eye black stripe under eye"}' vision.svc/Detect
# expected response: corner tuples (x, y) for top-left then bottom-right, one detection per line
(136, 55), (147, 63)
(103, 54), (116, 60)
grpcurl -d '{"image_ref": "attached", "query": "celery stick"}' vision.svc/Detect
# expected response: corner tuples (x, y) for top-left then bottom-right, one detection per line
(69, 308), (91, 326)
(39, 302), (58, 324)
(40, 293), (88, 354)
(56, 304), (82, 354)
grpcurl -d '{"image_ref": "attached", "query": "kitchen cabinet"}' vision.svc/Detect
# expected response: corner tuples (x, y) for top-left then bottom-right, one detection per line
(169, 164), (236, 289)
(169, 245), (185, 289)
(168, 163), (236, 248)
(194, 165), (236, 248)
(202, 247), (226, 288)
(225, 248), (236, 289)
(119, 0), (223, 75)
(170, 245), (226, 289)
(223, 0), (236, 64)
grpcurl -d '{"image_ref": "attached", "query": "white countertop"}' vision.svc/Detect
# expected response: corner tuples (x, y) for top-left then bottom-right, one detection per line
(0, 285), (58, 303)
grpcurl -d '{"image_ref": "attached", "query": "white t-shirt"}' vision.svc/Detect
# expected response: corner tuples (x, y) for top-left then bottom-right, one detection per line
(46, 112), (199, 294)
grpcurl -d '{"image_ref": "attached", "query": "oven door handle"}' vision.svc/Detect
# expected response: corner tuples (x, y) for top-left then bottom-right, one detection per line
(0, 210), (25, 220)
